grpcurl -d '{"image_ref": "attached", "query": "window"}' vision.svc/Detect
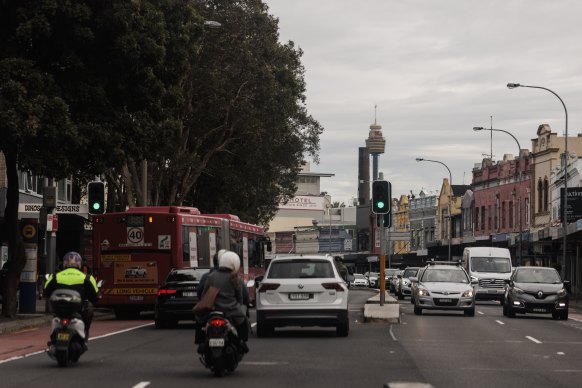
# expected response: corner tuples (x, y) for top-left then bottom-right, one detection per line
(525, 197), (530, 225)
(501, 201), (506, 229)
(543, 179), (549, 212)
(537, 180), (543, 212)
(481, 206), (485, 230)
(475, 207), (479, 231)
(494, 197), (499, 230)
(488, 205), (492, 230)
(509, 197), (515, 229)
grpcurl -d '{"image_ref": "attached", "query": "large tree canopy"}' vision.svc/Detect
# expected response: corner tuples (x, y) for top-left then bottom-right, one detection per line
(0, 0), (322, 317)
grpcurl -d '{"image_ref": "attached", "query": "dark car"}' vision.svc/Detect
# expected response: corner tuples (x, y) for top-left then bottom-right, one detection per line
(503, 266), (569, 320)
(154, 267), (211, 328)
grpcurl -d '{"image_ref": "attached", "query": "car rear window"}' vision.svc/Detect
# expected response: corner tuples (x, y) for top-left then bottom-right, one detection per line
(268, 259), (335, 279)
(166, 268), (209, 282)
(403, 268), (418, 278)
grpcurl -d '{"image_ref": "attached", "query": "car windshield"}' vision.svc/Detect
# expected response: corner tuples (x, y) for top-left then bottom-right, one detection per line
(403, 268), (418, 278)
(471, 257), (511, 273)
(268, 259), (335, 279)
(166, 268), (209, 282)
(514, 268), (562, 284)
(385, 269), (399, 277)
(354, 274), (365, 279)
(422, 268), (469, 283)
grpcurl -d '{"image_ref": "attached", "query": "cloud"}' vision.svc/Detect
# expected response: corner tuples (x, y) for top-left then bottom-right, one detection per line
(265, 0), (582, 204)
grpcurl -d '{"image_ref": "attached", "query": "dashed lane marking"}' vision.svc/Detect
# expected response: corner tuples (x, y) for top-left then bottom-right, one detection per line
(495, 320), (505, 325)
(526, 335), (542, 344)
(132, 382), (150, 388)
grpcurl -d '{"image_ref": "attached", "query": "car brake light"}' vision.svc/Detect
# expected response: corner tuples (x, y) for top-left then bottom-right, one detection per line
(157, 289), (177, 296)
(209, 318), (226, 327)
(258, 283), (280, 293)
(61, 318), (69, 327)
(322, 282), (344, 291)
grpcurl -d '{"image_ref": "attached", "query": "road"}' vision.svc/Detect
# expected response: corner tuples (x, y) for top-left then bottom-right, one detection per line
(1, 290), (582, 388)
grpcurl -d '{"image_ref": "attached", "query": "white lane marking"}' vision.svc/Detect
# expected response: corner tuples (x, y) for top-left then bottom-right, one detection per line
(526, 336), (542, 344)
(90, 322), (153, 340)
(132, 383), (150, 388)
(557, 352), (565, 356)
(0, 350), (45, 365)
(495, 320), (505, 325)
(478, 311), (485, 315)
(389, 325), (397, 341)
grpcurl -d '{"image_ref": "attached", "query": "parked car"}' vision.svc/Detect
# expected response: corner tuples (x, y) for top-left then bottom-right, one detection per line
(396, 267), (420, 300)
(255, 255), (349, 337)
(154, 267), (211, 328)
(365, 272), (380, 288)
(410, 267), (426, 304)
(350, 273), (369, 287)
(385, 269), (401, 292)
(410, 261), (477, 316)
(503, 266), (569, 320)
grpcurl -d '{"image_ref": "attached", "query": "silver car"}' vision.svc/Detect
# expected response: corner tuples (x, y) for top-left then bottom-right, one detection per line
(396, 267), (420, 300)
(255, 255), (350, 337)
(411, 262), (477, 316)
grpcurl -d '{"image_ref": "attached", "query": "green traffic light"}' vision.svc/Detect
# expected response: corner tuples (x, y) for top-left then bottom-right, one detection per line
(92, 203), (101, 210)
(377, 201), (385, 209)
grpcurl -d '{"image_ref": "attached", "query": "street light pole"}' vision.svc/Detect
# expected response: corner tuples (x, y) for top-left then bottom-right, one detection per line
(474, 126), (523, 266)
(416, 158), (452, 261)
(507, 83), (569, 275)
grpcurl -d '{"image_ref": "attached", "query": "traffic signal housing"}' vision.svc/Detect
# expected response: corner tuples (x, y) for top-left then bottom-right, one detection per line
(87, 181), (105, 215)
(372, 180), (391, 214)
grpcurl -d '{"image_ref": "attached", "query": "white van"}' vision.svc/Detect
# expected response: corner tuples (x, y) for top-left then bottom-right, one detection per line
(462, 247), (513, 303)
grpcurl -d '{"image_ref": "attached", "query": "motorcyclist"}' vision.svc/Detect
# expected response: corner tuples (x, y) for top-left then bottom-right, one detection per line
(44, 251), (99, 341)
(199, 251), (249, 353)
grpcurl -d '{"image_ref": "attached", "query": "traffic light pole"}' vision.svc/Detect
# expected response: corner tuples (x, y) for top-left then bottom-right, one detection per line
(379, 224), (386, 306)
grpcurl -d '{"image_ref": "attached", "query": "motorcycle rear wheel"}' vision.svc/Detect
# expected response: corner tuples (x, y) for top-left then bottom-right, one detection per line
(56, 350), (69, 367)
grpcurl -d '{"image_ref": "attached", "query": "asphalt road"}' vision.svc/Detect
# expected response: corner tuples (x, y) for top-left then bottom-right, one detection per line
(2, 290), (582, 388)
(395, 300), (582, 388)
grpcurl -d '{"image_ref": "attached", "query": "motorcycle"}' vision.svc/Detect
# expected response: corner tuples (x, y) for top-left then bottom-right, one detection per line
(199, 311), (245, 377)
(46, 289), (87, 367)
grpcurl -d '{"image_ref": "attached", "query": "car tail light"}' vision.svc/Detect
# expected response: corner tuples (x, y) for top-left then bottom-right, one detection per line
(258, 283), (280, 293)
(61, 318), (69, 327)
(157, 289), (177, 296)
(322, 282), (345, 291)
(209, 318), (227, 327)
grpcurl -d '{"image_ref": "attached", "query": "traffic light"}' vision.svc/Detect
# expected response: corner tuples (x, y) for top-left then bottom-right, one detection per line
(87, 181), (105, 215)
(377, 213), (392, 228)
(372, 180), (391, 214)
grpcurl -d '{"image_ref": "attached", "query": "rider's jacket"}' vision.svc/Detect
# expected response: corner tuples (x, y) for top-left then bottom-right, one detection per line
(44, 268), (99, 304)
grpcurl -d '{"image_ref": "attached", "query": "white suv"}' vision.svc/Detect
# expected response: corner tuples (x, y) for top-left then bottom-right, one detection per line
(255, 255), (349, 337)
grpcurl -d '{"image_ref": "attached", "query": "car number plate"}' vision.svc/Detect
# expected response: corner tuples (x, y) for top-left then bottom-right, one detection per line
(209, 338), (225, 347)
(289, 293), (310, 300)
(439, 298), (452, 303)
(129, 295), (144, 301)
(57, 332), (70, 341)
(487, 289), (498, 294)
(533, 308), (547, 313)
(182, 291), (196, 297)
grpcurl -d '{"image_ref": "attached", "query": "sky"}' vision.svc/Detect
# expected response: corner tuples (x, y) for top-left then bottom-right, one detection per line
(263, 0), (582, 205)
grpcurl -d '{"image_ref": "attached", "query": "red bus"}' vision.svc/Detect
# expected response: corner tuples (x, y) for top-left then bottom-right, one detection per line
(92, 206), (269, 318)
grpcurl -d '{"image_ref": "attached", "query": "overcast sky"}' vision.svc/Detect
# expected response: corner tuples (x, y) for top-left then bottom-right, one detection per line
(264, 0), (582, 205)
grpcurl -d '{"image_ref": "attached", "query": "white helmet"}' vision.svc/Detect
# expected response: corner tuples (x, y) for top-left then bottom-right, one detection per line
(219, 251), (241, 273)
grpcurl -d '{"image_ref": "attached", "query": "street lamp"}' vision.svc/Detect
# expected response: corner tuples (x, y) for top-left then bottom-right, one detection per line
(507, 82), (569, 274)
(473, 126), (524, 265)
(416, 158), (452, 261)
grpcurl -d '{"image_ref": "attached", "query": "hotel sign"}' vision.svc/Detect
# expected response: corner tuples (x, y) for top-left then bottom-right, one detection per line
(279, 196), (325, 210)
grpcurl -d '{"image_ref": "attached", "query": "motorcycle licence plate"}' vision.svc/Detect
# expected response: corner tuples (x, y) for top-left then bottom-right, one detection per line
(57, 332), (70, 341)
(209, 338), (225, 347)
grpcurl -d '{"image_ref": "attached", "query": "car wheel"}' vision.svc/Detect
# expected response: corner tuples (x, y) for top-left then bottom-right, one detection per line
(561, 310), (569, 320)
(502, 303), (508, 316)
(256, 321), (274, 338)
(336, 317), (349, 337)
(464, 308), (475, 317)
(506, 304), (516, 318)
(414, 305), (422, 315)
(397, 291), (404, 301)
(155, 317), (168, 329)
